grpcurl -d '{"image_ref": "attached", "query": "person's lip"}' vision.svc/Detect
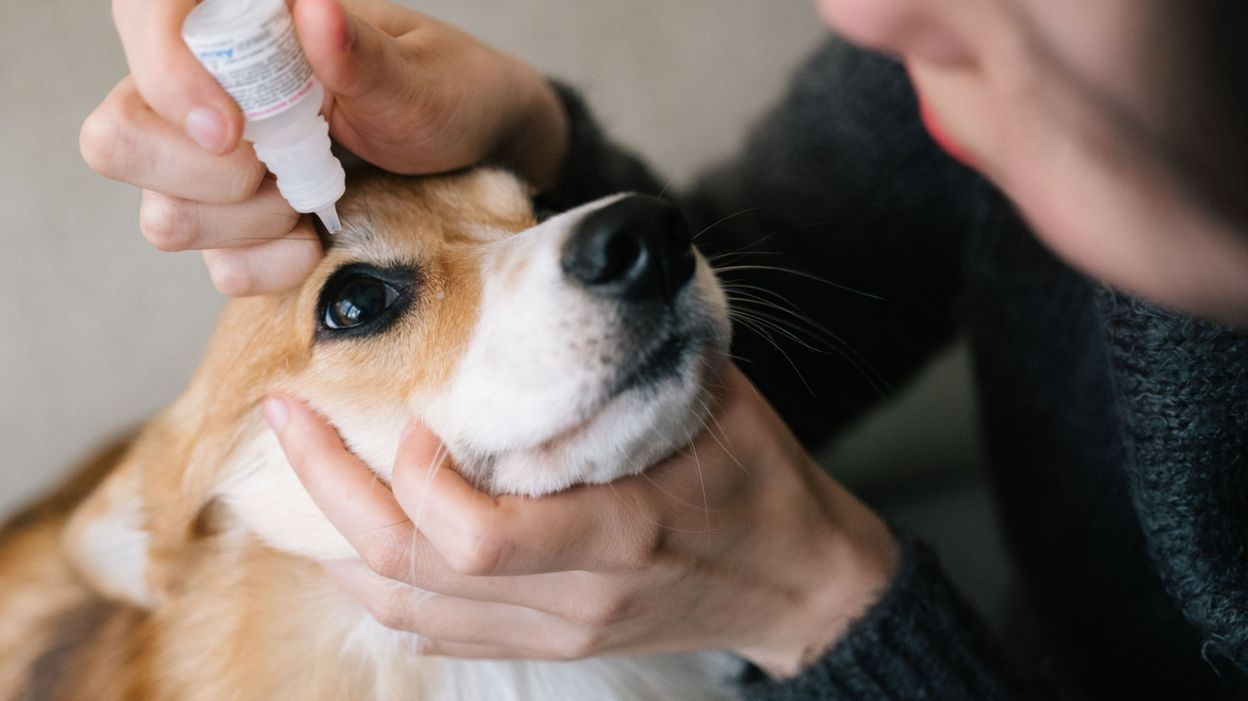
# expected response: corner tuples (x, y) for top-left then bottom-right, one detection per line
(909, 70), (978, 169)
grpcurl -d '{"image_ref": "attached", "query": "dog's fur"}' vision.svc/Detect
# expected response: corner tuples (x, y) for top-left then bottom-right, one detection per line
(0, 170), (738, 700)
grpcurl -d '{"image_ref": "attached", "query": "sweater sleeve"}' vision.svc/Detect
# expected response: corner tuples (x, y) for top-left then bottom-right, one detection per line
(1097, 289), (1248, 677)
(541, 38), (994, 449)
(738, 534), (1046, 700)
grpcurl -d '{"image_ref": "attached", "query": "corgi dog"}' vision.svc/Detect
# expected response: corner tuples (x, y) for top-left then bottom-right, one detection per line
(0, 169), (740, 700)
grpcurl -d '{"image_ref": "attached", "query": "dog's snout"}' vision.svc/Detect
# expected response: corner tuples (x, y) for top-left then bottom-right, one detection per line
(561, 195), (695, 302)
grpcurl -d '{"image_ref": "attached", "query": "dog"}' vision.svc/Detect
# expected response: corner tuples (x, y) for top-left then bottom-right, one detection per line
(0, 169), (740, 700)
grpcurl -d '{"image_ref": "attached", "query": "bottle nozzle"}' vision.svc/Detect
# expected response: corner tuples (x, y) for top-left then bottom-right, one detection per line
(313, 203), (342, 234)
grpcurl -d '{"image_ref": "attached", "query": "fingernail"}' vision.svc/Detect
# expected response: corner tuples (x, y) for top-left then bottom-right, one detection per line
(185, 107), (228, 153)
(262, 397), (289, 433)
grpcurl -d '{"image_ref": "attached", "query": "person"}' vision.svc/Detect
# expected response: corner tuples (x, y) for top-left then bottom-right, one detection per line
(80, 0), (1248, 697)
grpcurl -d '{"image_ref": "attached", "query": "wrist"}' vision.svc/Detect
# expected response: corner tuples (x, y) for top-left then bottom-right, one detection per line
(737, 476), (900, 679)
(491, 63), (569, 191)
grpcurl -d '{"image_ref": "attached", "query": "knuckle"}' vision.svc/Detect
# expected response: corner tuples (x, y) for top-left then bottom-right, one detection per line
(205, 253), (254, 297)
(578, 596), (629, 629)
(558, 630), (603, 661)
(446, 523), (505, 576)
(221, 160), (268, 204)
(622, 523), (667, 570)
(447, 539), (502, 577)
(368, 589), (411, 631)
(79, 104), (128, 179)
(140, 196), (194, 252)
(361, 531), (412, 582)
(414, 636), (440, 656)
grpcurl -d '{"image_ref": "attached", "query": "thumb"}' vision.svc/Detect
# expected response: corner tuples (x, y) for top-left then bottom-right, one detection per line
(112, 0), (244, 154)
(294, 0), (408, 102)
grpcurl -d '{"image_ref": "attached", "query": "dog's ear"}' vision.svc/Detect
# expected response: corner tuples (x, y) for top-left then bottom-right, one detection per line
(61, 401), (233, 608)
(63, 452), (158, 608)
(64, 295), (306, 606)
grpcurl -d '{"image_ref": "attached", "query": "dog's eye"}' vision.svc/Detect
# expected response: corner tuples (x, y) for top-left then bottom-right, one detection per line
(316, 264), (417, 339)
(531, 194), (563, 224)
(324, 276), (400, 330)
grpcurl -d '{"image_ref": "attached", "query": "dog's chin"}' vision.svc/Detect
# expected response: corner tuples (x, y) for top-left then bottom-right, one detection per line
(475, 383), (712, 497)
(455, 345), (727, 498)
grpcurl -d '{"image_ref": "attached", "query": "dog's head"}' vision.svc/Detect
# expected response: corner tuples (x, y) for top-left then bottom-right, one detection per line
(156, 170), (731, 560)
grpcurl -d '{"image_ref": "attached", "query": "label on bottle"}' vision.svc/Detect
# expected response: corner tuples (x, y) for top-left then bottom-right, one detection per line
(185, 5), (316, 121)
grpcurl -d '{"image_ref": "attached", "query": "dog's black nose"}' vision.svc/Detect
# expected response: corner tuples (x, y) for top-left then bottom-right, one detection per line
(561, 195), (695, 302)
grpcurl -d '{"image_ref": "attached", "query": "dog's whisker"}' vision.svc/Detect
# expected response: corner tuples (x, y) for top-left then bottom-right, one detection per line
(410, 443), (450, 534)
(635, 469), (720, 513)
(726, 313), (819, 398)
(730, 306), (825, 353)
(714, 263), (884, 301)
(694, 396), (747, 476)
(605, 480), (720, 536)
(705, 249), (782, 266)
(691, 207), (762, 241)
(681, 426), (713, 533)
(728, 296), (839, 351)
(705, 217), (841, 262)
(725, 288), (890, 398)
(655, 174), (678, 199)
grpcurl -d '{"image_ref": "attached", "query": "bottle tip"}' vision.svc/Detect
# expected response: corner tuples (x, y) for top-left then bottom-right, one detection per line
(313, 203), (342, 234)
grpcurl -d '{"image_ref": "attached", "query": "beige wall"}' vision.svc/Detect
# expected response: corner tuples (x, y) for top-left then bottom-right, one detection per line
(0, 0), (978, 519)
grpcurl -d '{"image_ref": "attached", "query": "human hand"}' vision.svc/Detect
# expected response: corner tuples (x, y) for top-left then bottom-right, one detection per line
(81, 0), (568, 296)
(262, 365), (899, 678)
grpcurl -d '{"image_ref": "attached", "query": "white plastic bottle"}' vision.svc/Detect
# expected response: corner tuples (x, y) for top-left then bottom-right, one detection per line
(182, 0), (345, 233)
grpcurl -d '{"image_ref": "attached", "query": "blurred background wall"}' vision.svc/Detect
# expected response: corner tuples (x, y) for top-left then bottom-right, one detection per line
(0, 0), (985, 538)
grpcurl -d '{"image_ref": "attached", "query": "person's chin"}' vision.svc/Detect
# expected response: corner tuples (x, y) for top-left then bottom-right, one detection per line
(813, 0), (907, 52)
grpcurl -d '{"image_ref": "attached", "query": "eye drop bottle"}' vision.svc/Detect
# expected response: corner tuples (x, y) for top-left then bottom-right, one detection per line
(182, 0), (345, 233)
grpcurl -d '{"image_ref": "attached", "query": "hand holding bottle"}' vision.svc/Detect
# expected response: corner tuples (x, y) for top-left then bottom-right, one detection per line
(82, 0), (568, 295)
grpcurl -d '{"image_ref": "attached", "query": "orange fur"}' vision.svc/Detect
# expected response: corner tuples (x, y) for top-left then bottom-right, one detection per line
(0, 169), (733, 700)
(0, 171), (535, 700)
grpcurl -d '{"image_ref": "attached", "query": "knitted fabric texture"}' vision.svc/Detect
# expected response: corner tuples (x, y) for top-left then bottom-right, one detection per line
(739, 535), (1043, 700)
(1098, 290), (1248, 675)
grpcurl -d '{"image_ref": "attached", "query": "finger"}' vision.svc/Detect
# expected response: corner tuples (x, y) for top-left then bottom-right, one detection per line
(272, 412), (633, 614)
(294, 0), (433, 167)
(297, 0), (446, 97)
(325, 543), (612, 621)
(80, 78), (267, 204)
(265, 396), (423, 579)
(388, 368), (758, 577)
(201, 224), (323, 296)
(304, 426), (613, 610)
(297, 0), (399, 100)
(335, 0), (428, 36)
(326, 560), (593, 658)
(111, 0), (243, 153)
(389, 425), (661, 577)
(140, 181), (300, 252)
(270, 403), (466, 587)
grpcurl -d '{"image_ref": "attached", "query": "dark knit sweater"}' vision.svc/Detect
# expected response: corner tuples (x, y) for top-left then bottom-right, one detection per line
(543, 38), (1248, 700)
